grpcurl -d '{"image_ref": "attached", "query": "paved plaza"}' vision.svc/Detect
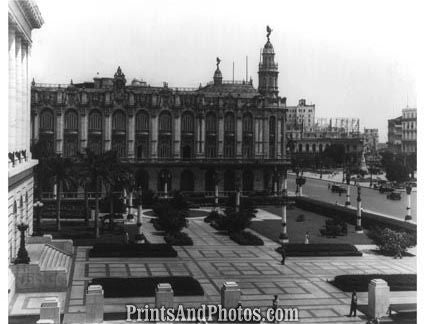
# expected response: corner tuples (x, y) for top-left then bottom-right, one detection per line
(36, 216), (415, 324)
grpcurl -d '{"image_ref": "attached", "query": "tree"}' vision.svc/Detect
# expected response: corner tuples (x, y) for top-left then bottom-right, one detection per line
(380, 151), (410, 183)
(368, 227), (416, 256)
(323, 144), (346, 167)
(44, 155), (75, 231)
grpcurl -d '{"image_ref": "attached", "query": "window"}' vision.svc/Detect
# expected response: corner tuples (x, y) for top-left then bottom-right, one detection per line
(205, 112), (217, 158)
(224, 112), (235, 132)
(181, 112), (194, 133)
(224, 112), (235, 158)
(159, 111), (172, 159)
(269, 116), (276, 158)
(40, 109), (54, 131)
(159, 111), (172, 132)
(64, 109), (78, 130)
(112, 110), (126, 131)
(135, 111), (149, 133)
(112, 110), (127, 157)
(88, 110), (102, 131)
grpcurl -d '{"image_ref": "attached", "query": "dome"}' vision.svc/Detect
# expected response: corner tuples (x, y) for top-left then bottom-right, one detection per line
(263, 40), (275, 54)
(214, 68), (222, 79)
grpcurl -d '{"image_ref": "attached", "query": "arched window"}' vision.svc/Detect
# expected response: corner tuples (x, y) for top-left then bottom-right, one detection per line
(206, 112), (217, 158)
(242, 113), (253, 158)
(224, 113), (235, 158)
(305, 144), (310, 152)
(112, 110), (126, 157)
(269, 116), (276, 158)
(64, 109), (78, 130)
(181, 112), (194, 133)
(136, 111), (150, 159)
(159, 111), (172, 159)
(180, 170), (195, 191)
(298, 144), (303, 152)
(63, 110), (79, 157)
(88, 110), (103, 155)
(40, 109), (54, 131)
(159, 111), (172, 132)
(312, 144), (316, 153)
(136, 111), (149, 133)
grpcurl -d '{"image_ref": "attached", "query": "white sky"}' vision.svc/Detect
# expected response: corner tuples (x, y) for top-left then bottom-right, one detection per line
(30, 0), (420, 142)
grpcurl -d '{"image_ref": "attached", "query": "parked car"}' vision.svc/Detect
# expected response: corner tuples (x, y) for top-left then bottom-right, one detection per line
(331, 184), (347, 193)
(387, 192), (401, 200)
(379, 184), (394, 193)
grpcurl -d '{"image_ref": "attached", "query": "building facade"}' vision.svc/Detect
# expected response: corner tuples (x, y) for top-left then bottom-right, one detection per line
(31, 31), (290, 194)
(286, 99), (315, 131)
(401, 107), (417, 154)
(387, 116), (402, 153)
(363, 128), (379, 153)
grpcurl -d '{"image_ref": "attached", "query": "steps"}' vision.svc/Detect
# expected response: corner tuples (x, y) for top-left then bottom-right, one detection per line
(39, 244), (72, 273)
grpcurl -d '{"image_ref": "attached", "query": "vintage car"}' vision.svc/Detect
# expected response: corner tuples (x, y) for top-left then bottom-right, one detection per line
(387, 192), (402, 200)
(379, 184), (394, 193)
(331, 184), (347, 193)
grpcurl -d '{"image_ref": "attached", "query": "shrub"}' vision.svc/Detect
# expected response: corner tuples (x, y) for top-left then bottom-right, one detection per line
(222, 208), (255, 233)
(99, 196), (125, 213)
(152, 201), (188, 234)
(276, 244), (362, 257)
(333, 274), (417, 292)
(367, 227), (416, 256)
(320, 217), (347, 237)
(230, 231), (264, 246)
(165, 232), (193, 246)
(169, 191), (189, 211)
(204, 210), (221, 223)
(296, 214), (305, 222)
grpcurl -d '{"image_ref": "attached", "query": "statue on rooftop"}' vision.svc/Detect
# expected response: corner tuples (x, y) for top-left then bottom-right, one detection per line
(216, 57), (221, 68)
(266, 25), (272, 40)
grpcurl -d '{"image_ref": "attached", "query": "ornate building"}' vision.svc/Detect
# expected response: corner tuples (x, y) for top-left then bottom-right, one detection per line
(9, 0), (43, 298)
(31, 29), (290, 194)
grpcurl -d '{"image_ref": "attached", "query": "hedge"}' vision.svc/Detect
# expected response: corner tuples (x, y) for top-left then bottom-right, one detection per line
(89, 243), (177, 258)
(164, 232), (194, 246)
(276, 243), (362, 257)
(91, 276), (204, 298)
(332, 274), (417, 292)
(230, 231), (264, 246)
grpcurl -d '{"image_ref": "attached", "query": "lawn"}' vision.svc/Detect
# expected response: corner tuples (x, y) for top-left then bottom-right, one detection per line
(91, 276), (204, 297)
(332, 274), (417, 292)
(250, 207), (373, 245)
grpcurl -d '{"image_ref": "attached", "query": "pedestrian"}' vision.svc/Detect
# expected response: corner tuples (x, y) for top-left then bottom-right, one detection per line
(304, 232), (310, 244)
(280, 246), (286, 265)
(328, 183), (330, 190)
(349, 290), (357, 317)
(272, 295), (279, 312)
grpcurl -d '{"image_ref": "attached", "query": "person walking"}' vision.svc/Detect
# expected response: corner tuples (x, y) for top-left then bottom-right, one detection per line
(280, 246), (286, 265)
(304, 232), (310, 244)
(349, 290), (357, 317)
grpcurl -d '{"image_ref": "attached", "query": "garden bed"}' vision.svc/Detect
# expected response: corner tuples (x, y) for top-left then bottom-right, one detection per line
(230, 231), (264, 246)
(89, 243), (177, 258)
(164, 232), (194, 246)
(276, 243), (362, 257)
(332, 274), (417, 292)
(90, 276), (204, 297)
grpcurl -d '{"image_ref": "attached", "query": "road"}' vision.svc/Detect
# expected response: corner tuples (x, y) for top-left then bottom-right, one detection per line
(287, 174), (417, 221)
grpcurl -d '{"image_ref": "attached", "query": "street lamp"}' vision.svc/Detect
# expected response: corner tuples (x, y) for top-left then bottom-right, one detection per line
(14, 223), (30, 264)
(405, 185), (412, 221)
(296, 174), (306, 197)
(160, 170), (171, 198)
(33, 200), (44, 236)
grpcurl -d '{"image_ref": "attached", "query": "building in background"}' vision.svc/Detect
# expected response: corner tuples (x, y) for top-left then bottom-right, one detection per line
(363, 128), (379, 153)
(286, 99), (315, 131)
(401, 107), (417, 154)
(387, 116), (402, 153)
(8, 0), (43, 299)
(31, 30), (291, 194)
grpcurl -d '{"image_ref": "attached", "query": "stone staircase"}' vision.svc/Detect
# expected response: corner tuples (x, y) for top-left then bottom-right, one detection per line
(39, 243), (72, 274)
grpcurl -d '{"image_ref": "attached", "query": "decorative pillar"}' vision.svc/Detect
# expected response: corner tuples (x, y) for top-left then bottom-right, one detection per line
(155, 283), (174, 308)
(200, 116), (205, 155)
(15, 36), (22, 153)
(280, 173), (289, 243)
(368, 279), (390, 319)
(405, 185), (412, 221)
(104, 111), (111, 151)
(221, 282), (241, 308)
(86, 285), (104, 323)
(14, 223), (30, 264)
(137, 204), (143, 235)
(355, 185), (363, 233)
(218, 113), (224, 157)
(258, 116), (264, 156)
(277, 118), (282, 158)
(9, 26), (16, 153)
(235, 189), (240, 212)
(173, 113), (181, 159)
(263, 116), (269, 158)
(151, 114), (158, 159)
(236, 114), (242, 158)
(33, 111), (40, 143)
(254, 118), (260, 156)
(22, 43), (29, 154)
(345, 185), (351, 206)
(127, 111), (135, 159)
(195, 116), (201, 156)
(39, 297), (60, 324)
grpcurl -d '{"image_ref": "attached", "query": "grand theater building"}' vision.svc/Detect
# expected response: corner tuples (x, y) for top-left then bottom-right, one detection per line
(31, 32), (291, 194)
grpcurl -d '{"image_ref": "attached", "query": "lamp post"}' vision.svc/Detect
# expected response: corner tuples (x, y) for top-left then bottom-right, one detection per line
(355, 185), (363, 233)
(235, 176), (241, 213)
(405, 185), (412, 221)
(136, 186), (143, 235)
(279, 170), (289, 243)
(296, 175), (306, 197)
(345, 169), (351, 206)
(161, 171), (171, 199)
(14, 223), (30, 264)
(213, 172), (219, 212)
(33, 200), (44, 236)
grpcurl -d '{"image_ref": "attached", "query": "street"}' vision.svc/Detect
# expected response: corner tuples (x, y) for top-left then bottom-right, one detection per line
(287, 174), (417, 221)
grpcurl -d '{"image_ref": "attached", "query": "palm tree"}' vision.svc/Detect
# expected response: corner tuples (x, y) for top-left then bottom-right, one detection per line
(78, 149), (121, 238)
(44, 154), (75, 231)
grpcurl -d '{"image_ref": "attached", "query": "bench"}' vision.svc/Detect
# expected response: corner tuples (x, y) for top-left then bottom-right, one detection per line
(388, 303), (417, 316)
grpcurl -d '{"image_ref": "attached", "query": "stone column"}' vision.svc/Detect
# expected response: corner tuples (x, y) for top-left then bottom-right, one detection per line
(15, 36), (22, 153)
(355, 186), (363, 233)
(218, 113), (224, 157)
(280, 173), (289, 243)
(39, 297), (60, 324)
(151, 114), (158, 159)
(104, 113), (111, 151)
(128, 112), (135, 159)
(155, 283), (174, 308)
(221, 282), (241, 308)
(368, 279), (389, 318)
(86, 285), (104, 323)
(33, 111), (40, 142)
(405, 186), (412, 221)
(236, 115), (242, 158)
(80, 110), (88, 152)
(137, 204), (143, 235)
(277, 118), (282, 158)
(55, 111), (63, 155)
(254, 118), (260, 156)
(263, 116), (269, 158)
(22, 43), (29, 154)
(174, 113), (181, 159)
(258, 117), (264, 156)
(200, 116), (205, 155)
(9, 26), (16, 153)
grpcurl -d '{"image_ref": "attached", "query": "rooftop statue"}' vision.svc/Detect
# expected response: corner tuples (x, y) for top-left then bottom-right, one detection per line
(266, 25), (272, 41)
(216, 57), (221, 68)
